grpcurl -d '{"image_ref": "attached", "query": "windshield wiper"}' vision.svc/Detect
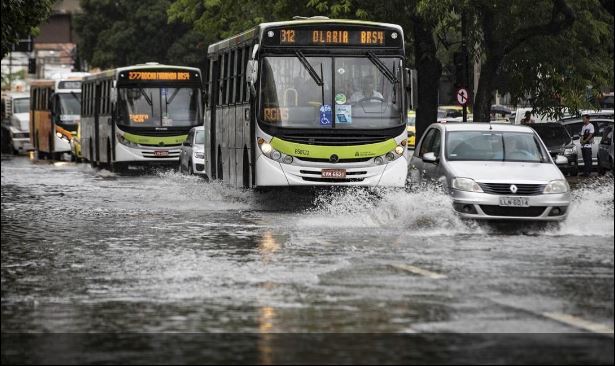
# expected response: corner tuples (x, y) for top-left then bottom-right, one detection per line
(139, 88), (153, 106)
(166, 88), (181, 105)
(70, 91), (81, 102)
(367, 52), (398, 85)
(295, 51), (323, 86)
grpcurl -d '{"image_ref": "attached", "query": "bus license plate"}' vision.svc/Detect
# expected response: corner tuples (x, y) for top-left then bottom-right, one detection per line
(154, 150), (169, 157)
(499, 196), (529, 207)
(321, 169), (346, 179)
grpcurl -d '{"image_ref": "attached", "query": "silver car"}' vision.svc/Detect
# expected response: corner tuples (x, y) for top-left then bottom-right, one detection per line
(560, 116), (614, 169)
(179, 126), (207, 177)
(409, 123), (571, 221)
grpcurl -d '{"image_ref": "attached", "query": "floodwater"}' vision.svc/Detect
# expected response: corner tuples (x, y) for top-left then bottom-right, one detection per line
(1, 155), (613, 363)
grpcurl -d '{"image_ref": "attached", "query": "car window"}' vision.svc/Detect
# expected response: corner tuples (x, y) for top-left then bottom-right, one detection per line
(596, 121), (614, 138)
(419, 128), (436, 157)
(601, 126), (613, 145)
(563, 122), (583, 137)
(431, 130), (442, 157)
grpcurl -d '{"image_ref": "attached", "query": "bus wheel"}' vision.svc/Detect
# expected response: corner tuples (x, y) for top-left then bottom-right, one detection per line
(243, 148), (250, 189)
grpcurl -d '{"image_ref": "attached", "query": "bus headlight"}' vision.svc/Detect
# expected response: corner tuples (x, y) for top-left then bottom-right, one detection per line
(544, 180), (569, 194)
(452, 177), (484, 193)
(271, 150), (282, 160)
(395, 146), (404, 155)
(260, 142), (272, 154)
(116, 133), (139, 148)
(283, 155), (293, 164)
(374, 156), (384, 165)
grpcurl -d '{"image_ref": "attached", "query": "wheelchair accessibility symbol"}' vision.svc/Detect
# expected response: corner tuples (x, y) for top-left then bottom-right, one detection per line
(320, 104), (332, 126)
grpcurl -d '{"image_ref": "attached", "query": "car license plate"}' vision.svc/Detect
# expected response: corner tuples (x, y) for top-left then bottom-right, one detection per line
(499, 196), (529, 207)
(321, 169), (346, 179)
(154, 150), (169, 157)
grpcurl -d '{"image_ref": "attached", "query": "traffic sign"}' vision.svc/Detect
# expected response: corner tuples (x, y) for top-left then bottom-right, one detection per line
(456, 88), (469, 106)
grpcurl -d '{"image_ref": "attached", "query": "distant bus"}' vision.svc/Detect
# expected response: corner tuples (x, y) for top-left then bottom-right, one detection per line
(204, 18), (409, 188)
(30, 77), (84, 159)
(80, 63), (203, 171)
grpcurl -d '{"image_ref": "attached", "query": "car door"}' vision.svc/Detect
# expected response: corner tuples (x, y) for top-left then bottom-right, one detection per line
(410, 127), (438, 182)
(598, 125), (613, 167)
(181, 130), (193, 170)
(422, 128), (443, 180)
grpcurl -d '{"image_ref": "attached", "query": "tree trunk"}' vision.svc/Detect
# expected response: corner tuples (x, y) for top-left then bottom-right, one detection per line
(473, 54), (501, 122)
(413, 18), (442, 142)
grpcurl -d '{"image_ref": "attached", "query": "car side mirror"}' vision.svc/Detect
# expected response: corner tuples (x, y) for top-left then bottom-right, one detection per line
(182, 141), (190, 147)
(422, 152), (438, 163)
(555, 155), (568, 165)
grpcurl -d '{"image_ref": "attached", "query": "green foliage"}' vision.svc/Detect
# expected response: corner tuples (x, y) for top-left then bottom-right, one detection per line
(1, 0), (54, 58)
(75, 0), (206, 69)
(467, 0), (613, 119)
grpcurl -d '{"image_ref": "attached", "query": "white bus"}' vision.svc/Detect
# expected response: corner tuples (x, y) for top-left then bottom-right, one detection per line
(204, 18), (410, 188)
(80, 63), (203, 171)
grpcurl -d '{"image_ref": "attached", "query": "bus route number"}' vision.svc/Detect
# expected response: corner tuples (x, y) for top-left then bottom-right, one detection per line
(281, 30), (295, 44)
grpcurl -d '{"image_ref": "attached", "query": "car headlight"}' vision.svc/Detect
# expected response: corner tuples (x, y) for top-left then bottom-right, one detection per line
(564, 146), (576, 156)
(452, 177), (484, 193)
(193, 152), (205, 159)
(544, 179), (569, 194)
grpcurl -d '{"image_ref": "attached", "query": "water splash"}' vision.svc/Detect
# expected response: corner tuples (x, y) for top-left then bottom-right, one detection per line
(555, 176), (614, 236)
(295, 186), (481, 235)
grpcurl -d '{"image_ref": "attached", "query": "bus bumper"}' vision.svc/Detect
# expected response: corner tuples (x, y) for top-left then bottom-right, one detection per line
(255, 154), (408, 187)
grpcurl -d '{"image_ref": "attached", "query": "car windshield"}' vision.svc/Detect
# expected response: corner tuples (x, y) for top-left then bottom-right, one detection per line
(194, 130), (205, 145)
(119, 87), (200, 127)
(259, 56), (402, 129)
(446, 131), (549, 163)
(58, 93), (81, 115)
(13, 98), (30, 113)
(531, 124), (570, 147)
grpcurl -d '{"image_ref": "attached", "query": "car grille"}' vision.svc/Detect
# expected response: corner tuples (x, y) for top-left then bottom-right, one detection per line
(480, 205), (547, 217)
(478, 183), (546, 195)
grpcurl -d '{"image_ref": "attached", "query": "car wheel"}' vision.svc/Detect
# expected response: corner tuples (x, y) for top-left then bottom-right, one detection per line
(597, 158), (606, 175)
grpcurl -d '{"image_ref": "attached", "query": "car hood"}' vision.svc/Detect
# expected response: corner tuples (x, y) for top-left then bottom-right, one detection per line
(447, 161), (564, 183)
(193, 145), (205, 153)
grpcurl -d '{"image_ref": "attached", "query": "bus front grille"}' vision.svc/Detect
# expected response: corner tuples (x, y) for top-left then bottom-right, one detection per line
(277, 134), (389, 146)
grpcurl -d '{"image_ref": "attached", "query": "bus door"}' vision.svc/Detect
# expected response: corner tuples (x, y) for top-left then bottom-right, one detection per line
(209, 58), (220, 179)
(94, 83), (102, 163)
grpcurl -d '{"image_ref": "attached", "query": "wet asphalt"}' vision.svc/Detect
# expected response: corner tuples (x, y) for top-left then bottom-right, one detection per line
(1, 154), (613, 364)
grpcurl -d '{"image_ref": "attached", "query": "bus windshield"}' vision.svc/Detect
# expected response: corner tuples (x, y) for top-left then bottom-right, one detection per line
(119, 87), (200, 127)
(58, 93), (81, 115)
(259, 56), (402, 129)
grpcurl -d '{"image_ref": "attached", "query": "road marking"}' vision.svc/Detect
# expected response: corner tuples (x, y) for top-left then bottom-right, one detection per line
(542, 312), (614, 335)
(389, 264), (447, 279)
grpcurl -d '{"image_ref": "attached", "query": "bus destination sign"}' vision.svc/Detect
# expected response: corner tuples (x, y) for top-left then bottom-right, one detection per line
(265, 27), (401, 47)
(119, 69), (200, 83)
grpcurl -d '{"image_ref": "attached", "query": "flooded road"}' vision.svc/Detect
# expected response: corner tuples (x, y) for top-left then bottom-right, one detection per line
(2, 155), (614, 363)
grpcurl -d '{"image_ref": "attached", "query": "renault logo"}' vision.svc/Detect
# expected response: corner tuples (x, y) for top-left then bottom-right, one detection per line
(510, 184), (518, 194)
(329, 154), (339, 163)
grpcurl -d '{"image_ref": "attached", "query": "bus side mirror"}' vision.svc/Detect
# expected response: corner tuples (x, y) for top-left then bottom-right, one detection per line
(404, 67), (411, 90)
(246, 60), (258, 96)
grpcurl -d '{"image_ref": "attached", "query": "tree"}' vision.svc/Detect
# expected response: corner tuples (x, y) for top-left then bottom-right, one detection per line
(1, 0), (54, 58)
(466, 0), (613, 120)
(74, 0), (205, 69)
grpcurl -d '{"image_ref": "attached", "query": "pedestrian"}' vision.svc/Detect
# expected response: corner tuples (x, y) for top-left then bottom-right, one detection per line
(520, 111), (535, 125)
(579, 113), (594, 177)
